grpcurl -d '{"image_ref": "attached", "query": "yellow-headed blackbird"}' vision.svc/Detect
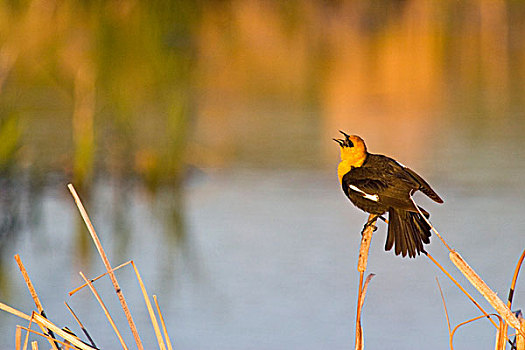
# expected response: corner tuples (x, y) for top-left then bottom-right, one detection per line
(334, 131), (443, 258)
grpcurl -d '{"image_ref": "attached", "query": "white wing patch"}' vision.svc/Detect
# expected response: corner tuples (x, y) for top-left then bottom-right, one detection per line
(349, 185), (379, 202)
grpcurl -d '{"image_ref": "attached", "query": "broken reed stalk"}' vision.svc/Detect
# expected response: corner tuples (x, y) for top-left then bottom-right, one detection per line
(154, 295), (174, 350)
(1, 184), (175, 349)
(507, 248), (525, 308)
(450, 313), (501, 350)
(69, 260), (132, 296)
(14, 255), (44, 314)
(436, 278), (452, 343)
(503, 249), (525, 349)
(64, 302), (97, 349)
(21, 314), (34, 350)
(495, 318), (507, 350)
(517, 317), (525, 350)
(14, 255), (60, 350)
(0, 301), (31, 321)
(355, 213), (377, 350)
(412, 199), (521, 336)
(32, 312), (96, 350)
(17, 327), (79, 350)
(449, 251), (522, 331)
(357, 214), (378, 274)
(131, 261), (166, 350)
(68, 183), (144, 350)
(31, 341), (38, 350)
(355, 274), (374, 350)
(15, 325), (21, 350)
(426, 252), (498, 329)
(436, 280), (504, 350)
(0, 302), (79, 349)
(79, 271), (129, 350)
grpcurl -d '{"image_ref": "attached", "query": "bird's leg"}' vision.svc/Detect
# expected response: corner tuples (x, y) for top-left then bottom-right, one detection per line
(361, 215), (379, 235)
(377, 215), (388, 224)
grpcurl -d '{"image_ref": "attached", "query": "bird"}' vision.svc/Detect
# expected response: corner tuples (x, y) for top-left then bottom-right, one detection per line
(334, 130), (443, 258)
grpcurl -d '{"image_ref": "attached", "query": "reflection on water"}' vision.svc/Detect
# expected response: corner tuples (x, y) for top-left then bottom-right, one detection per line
(1, 0), (525, 349)
(1, 159), (524, 349)
(1, 0), (195, 190)
(1, 0), (525, 177)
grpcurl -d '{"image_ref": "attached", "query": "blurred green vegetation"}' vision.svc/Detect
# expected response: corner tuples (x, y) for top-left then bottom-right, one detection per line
(0, 0), (201, 190)
(0, 115), (21, 173)
(1, 0), (525, 182)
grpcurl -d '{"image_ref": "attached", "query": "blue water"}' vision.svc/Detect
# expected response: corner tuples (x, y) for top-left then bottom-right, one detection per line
(0, 160), (524, 349)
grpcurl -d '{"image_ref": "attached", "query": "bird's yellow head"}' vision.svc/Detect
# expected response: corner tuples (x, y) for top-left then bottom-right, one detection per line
(334, 131), (367, 182)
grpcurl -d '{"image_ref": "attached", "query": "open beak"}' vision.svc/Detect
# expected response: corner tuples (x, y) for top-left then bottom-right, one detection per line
(339, 130), (350, 139)
(333, 138), (344, 146)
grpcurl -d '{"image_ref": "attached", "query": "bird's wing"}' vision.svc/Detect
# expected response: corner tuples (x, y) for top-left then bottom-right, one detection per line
(373, 156), (443, 204)
(341, 168), (388, 198)
(400, 166), (443, 203)
(342, 162), (421, 212)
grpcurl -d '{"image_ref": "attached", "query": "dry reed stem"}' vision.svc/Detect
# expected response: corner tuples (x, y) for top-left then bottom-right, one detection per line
(15, 325), (21, 350)
(153, 295), (174, 350)
(415, 199), (504, 332)
(30, 341), (38, 350)
(32, 312), (96, 350)
(517, 317), (525, 350)
(355, 323), (363, 350)
(69, 260), (132, 296)
(413, 197), (519, 339)
(449, 251), (521, 330)
(436, 278), (452, 345)
(503, 249), (525, 342)
(495, 318), (506, 350)
(62, 327), (85, 349)
(355, 310), (363, 350)
(450, 313), (501, 350)
(508, 249), (525, 308)
(22, 314), (34, 350)
(14, 255), (44, 313)
(79, 271), (128, 350)
(358, 274), (375, 316)
(355, 214), (377, 350)
(426, 253), (498, 329)
(68, 184), (144, 350)
(355, 273), (374, 350)
(0, 301), (31, 321)
(17, 326), (81, 350)
(357, 214), (377, 273)
(131, 261), (166, 350)
(64, 302), (97, 349)
(14, 254), (60, 350)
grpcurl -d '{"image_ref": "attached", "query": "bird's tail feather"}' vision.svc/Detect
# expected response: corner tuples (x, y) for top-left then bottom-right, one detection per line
(386, 208), (431, 258)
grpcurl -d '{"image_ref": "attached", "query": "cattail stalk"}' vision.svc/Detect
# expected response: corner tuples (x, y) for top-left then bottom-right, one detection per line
(357, 214), (377, 273)
(355, 214), (378, 350)
(449, 251), (520, 330)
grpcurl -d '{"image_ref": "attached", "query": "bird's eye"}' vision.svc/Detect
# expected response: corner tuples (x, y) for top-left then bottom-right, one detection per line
(347, 140), (354, 147)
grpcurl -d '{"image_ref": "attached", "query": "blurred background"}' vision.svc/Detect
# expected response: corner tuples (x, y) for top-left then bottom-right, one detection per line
(1, 0), (525, 349)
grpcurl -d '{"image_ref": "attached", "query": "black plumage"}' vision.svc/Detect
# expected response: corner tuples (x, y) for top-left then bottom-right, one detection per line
(336, 133), (443, 258)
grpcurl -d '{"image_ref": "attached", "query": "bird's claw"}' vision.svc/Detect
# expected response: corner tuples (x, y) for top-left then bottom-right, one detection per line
(361, 220), (378, 235)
